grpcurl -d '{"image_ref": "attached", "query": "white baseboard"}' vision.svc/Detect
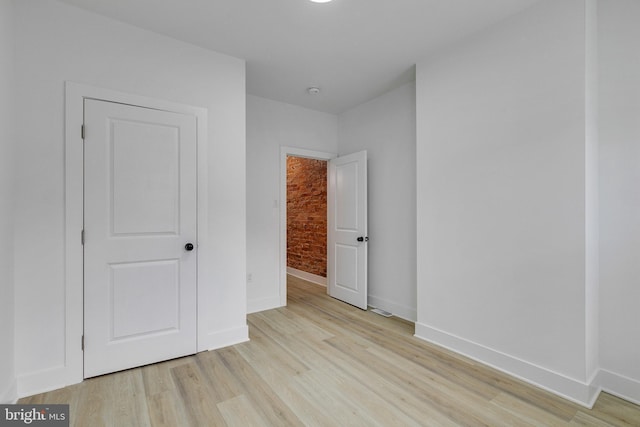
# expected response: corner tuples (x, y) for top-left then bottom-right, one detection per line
(368, 295), (416, 322)
(200, 325), (249, 352)
(595, 369), (640, 406)
(414, 322), (599, 408)
(247, 296), (282, 314)
(1, 378), (17, 404)
(17, 366), (77, 400)
(287, 267), (326, 286)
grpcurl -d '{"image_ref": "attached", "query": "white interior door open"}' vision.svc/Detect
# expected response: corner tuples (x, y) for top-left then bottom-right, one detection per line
(327, 151), (368, 310)
(83, 99), (197, 378)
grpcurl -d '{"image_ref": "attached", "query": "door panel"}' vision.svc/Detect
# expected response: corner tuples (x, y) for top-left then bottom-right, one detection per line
(84, 99), (197, 378)
(327, 151), (368, 309)
(335, 162), (359, 231)
(111, 121), (180, 235)
(335, 244), (358, 291)
(110, 260), (180, 339)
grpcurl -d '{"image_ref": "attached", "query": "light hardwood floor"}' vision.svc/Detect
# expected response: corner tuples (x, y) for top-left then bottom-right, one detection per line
(21, 275), (640, 426)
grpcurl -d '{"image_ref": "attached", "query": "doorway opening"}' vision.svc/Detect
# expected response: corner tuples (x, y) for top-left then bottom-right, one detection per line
(286, 156), (328, 287)
(279, 147), (335, 306)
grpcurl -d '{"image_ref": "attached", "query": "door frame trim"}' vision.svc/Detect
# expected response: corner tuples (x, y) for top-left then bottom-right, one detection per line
(64, 82), (208, 384)
(279, 146), (335, 307)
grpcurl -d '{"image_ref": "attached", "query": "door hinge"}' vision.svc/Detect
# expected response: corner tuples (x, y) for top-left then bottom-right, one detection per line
(81, 125), (85, 140)
(81, 229), (84, 245)
(81, 335), (84, 351)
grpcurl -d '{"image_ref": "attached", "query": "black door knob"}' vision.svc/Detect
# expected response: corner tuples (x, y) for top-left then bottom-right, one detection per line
(357, 236), (369, 242)
(185, 243), (194, 251)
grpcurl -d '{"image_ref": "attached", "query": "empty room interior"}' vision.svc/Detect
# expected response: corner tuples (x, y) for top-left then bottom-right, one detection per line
(2, 0), (640, 425)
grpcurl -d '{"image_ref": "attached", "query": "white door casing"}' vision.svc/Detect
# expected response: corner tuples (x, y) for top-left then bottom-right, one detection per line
(83, 99), (198, 378)
(327, 151), (368, 310)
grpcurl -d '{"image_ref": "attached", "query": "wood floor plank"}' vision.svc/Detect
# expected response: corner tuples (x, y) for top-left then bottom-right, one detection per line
(71, 377), (108, 427)
(218, 394), (270, 427)
(113, 369), (153, 427)
(294, 347), (426, 427)
(289, 369), (390, 427)
(193, 351), (245, 404)
(273, 306), (336, 341)
(569, 411), (617, 426)
(288, 277), (582, 422)
(145, 390), (185, 427)
(233, 343), (337, 427)
(233, 331), (309, 382)
(17, 275), (640, 426)
(490, 392), (569, 427)
(251, 313), (463, 426)
(215, 346), (305, 426)
(249, 315), (391, 425)
(584, 393), (640, 427)
(141, 356), (192, 397)
(74, 368), (151, 427)
(170, 362), (227, 426)
(324, 335), (531, 427)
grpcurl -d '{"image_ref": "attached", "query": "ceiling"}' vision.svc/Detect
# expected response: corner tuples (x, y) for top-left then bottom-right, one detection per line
(56, 0), (541, 114)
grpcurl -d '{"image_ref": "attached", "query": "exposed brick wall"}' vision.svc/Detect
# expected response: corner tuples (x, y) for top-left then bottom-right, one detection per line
(287, 156), (327, 277)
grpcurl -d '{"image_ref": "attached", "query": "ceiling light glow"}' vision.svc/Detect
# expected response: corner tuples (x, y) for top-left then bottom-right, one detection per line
(309, 0), (333, 3)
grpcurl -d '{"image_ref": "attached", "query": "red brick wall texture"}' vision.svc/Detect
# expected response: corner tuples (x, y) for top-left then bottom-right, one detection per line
(287, 156), (327, 277)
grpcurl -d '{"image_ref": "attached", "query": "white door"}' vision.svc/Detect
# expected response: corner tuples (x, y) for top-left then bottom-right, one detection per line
(83, 99), (197, 378)
(327, 151), (368, 310)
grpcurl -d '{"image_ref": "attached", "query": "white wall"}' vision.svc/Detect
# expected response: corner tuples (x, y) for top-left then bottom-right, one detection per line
(246, 95), (337, 313)
(584, 0), (599, 388)
(598, 0), (640, 403)
(416, 0), (598, 405)
(0, 0), (16, 404)
(338, 83), (417, 321)
(14, 0), (246, 396)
